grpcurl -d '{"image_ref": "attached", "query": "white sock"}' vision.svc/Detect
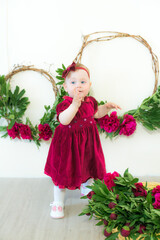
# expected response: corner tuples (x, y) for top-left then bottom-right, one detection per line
(53, 185), (66, 204)
(81, 178), (94, 188)
(81, 179), (94, 195)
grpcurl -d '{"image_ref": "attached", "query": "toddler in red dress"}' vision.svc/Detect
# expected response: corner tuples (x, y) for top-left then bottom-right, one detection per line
(44, 62), (121, 218)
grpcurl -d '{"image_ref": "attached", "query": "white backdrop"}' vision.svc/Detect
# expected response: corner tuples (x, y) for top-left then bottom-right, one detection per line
(0, 0), (160, 178)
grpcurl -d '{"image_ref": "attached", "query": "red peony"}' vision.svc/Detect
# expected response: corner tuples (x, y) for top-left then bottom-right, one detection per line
(87, 191), (95, 200)
(103, 171), (119, 191)
(7, 122), (20, 139)
(152, 185), (160, 196)
(121, 226), (130, 237)
(138, 224), (146, 234)
(98, 111), (120, 133)
(119, 114), (137, 136)
(19, 124), (32, 140)
(38, 123), (52, 141)
(153, 193), (160, 209)
(132, 182), (147, 197)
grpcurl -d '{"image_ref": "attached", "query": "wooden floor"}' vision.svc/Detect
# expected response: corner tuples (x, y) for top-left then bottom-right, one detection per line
(0, 178), (105, 240)
(0, 176), (160, 240)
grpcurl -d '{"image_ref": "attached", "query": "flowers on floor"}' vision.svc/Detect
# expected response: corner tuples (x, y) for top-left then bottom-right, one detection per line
(79, 169), (160, 239)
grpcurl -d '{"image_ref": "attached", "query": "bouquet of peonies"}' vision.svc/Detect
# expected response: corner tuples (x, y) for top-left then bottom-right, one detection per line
(97, 111), (137, 139)
(79, 169), (160, 240)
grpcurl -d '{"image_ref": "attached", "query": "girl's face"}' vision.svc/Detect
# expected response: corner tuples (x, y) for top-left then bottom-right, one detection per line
(63, 69), (91, 99)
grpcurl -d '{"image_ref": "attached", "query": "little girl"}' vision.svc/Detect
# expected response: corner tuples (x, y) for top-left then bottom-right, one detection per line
(44, 62), (121, 218)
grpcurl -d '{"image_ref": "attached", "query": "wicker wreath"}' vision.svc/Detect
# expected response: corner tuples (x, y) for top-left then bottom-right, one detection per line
(0, 31), (160, 146)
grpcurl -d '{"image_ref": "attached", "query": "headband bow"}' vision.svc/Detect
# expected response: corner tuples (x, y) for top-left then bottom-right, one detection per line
(62, 62), (76, 79)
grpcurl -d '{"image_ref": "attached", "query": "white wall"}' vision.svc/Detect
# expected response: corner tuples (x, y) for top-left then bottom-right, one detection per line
(0, 0), (160, 178)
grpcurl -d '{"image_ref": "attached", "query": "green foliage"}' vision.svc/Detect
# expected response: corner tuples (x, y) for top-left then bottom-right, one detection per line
(79, 169), (160, 239)
(125, 86), (160, 131)
(0, 75), (30, 128)
(0, 66), (68, 146)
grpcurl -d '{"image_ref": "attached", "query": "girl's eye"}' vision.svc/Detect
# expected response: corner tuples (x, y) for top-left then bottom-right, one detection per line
(71, 81), (75, 84)
(81, 81), (85, 84)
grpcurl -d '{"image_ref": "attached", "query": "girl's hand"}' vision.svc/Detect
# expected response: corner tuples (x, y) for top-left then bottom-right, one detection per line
(72, 88), (83, 108)
(105, 102), (122, 111)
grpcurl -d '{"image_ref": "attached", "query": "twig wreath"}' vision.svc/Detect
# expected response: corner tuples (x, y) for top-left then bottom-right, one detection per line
(0, 31), (160, 147)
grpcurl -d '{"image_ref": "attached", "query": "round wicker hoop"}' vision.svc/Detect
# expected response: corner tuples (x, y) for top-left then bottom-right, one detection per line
(5, 65), (58, 96)
(74, 31), (159, 95)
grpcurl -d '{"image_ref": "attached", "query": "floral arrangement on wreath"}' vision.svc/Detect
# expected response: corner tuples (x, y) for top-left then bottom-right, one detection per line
(79, 169), (160, 240)
(0, 63), (160, 147)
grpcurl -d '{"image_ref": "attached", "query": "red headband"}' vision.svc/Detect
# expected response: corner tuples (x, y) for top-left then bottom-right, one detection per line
(62, 62), (90, 79)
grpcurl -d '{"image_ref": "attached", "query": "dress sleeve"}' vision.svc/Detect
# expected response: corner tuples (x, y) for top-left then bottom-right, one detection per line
(89, 96), (98, 114)
(56, 100), (71, 121)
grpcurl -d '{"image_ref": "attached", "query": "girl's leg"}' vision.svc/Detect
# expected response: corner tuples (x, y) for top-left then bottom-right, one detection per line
(54, 185), (66, 203)
(50, 185), (66, 219)
(81, 178), (94, 196)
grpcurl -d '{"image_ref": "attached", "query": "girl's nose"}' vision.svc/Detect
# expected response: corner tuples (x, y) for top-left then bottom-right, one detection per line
(76, 82), (81, 87)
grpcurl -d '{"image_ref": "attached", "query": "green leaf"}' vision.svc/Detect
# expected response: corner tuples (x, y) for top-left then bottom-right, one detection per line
(56, 81), (64, 85)
(146, 192), (152, 205)
(0, 126), (7, 131)
(1, 132), (8, 138)
(62, 64), (66, 70)
(17, 89), (25, 100)
(104, 231), (119, 240)
(8, 120), (15, 129)
(96, 220), (104, 226)
(14, 86), (20, 96)
(152, 209), (160, 217)
(56, 76), (64, 80)
(142, 122), (155, 131)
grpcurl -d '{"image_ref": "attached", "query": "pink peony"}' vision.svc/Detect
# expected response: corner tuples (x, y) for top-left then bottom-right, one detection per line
(19, 124), (32, 140)
(138, 224), (146, 234)
(153, 193), (160, 209)
(152, 185), (160, 196)
(103, 171), (119, 191)
(119, 114), (137, 136)
(121, 226), (130, 237)
(38, 123), (52, 141)
(7, 122), (20, 139)
(87, 191), (95, 200)
(132, 183), (147, 197)
(98, 111), (120, 133)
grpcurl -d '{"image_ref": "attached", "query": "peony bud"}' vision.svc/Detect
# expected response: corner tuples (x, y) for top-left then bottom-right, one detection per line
(126, 222), (134, 230)
(86, 213), (91, 216)
(108, 202), (116, 209)
(138, 224), (146, 234)
(110, 213), (117, 220)
(87, 191), (95, 199)
(103, 219), (108, 226)
(104, 228), (112, 237)
(116, 194), (119, 200)
(121, 226), (130, 237)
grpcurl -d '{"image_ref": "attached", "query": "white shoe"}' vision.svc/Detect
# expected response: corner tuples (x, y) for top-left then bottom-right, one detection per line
(81, 185), (91, 196)
(50, 201), (64, 219)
